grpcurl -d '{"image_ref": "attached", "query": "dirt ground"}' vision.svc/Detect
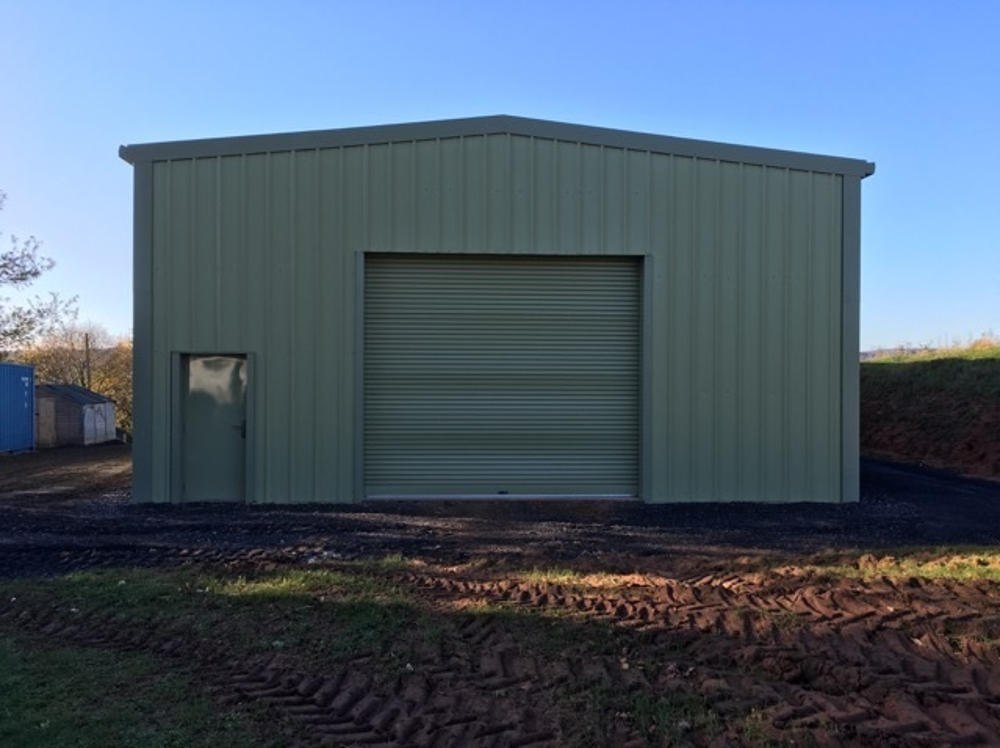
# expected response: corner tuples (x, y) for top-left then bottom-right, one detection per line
(3, 446), (1000, 745)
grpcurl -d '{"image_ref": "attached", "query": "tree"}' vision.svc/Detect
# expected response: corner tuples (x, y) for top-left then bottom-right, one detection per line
(0, 190), (76, 353)
(94, 338), (133, 434)
(16, 323), (133, 433)
(18, 322), (109, 387)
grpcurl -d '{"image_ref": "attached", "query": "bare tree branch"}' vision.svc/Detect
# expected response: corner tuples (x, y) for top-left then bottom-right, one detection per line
(1, 234), (54, 286)
(0, 189), (77, 353)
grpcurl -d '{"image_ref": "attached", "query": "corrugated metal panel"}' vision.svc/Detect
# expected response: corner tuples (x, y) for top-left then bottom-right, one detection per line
(0, 362), (35, 452)
(35, 384), (112, 405)
(364, 254), (640, 498)
(144, 132), (846, 503)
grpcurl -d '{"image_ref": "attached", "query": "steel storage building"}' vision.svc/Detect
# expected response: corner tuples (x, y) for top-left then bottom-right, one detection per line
(120, 115), (874, 504)
(0, 362), (35, 453)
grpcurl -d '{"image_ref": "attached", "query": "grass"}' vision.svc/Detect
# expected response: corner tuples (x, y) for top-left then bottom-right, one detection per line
(801, 547), (1000, 583)
(860, 336), (999, 478)
(0, 634), (281, 747)
(739, 708), (819, 747)
(555, 683), (722, 746)
(629, 690), (722, 742)
(1, 562), (433, 670)
(760, 609), (807, 631)
(518, 567), (587, 585)
(862, 341), (1000, 399)
(0, 561), (737, 746)
(509, 566), (662, 592)
(475, 549), (1000, 597)
(864, 334), (1000, 364)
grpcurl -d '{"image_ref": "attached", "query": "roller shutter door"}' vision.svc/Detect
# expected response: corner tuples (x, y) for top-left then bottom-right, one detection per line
(364, 254), (640, 498)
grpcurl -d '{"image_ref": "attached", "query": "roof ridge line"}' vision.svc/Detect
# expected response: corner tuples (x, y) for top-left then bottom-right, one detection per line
(119, 115), (874, 178)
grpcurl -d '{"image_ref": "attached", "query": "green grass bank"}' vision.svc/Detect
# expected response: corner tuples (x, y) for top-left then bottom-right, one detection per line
(861, 339), (1000, 478)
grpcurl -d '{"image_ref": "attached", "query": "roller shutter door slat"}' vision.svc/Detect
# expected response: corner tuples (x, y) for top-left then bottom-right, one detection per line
(364, 254), (640, 498)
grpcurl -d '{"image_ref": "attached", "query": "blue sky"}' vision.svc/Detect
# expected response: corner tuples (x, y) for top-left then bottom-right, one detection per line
(2, 0), (997, 350)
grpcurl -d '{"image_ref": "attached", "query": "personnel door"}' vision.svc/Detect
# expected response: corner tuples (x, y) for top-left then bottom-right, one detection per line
(181, 354), (247, 501)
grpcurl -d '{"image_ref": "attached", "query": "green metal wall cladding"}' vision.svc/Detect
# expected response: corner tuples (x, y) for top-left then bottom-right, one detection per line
(122, 116), (872, 503)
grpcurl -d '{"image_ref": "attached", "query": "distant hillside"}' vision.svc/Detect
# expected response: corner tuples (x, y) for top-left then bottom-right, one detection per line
(861, 339), (1000, 478)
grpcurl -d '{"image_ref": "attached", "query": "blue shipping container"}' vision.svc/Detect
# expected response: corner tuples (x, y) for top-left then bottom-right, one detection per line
(0, 362), (35, 452)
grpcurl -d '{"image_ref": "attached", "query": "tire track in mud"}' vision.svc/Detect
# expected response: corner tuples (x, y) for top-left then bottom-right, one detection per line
(8, 542), (1000, 743)
(0, 542), (385, 579)
(0, 593), (631, 747)
(401, 571), (1000, 745)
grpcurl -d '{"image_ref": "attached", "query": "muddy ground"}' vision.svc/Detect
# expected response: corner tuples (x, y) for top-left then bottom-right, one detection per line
(3, 445), (1000, 745)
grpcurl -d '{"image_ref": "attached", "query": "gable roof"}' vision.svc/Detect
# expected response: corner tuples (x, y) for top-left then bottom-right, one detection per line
(36, 384), (113, 405)
(119, 115), (874, 178)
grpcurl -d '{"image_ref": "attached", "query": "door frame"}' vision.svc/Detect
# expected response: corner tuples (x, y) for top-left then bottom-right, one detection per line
(355, 251), (650, 501)
(170, 351), (256, 503)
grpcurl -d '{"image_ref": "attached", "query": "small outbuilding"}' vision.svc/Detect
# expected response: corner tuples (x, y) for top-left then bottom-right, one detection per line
(0, 362), (35, 453)
(120, 115), (874, 504)
(35, 384), (117, 448)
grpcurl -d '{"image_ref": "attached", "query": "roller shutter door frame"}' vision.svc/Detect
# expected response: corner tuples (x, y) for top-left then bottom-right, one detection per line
(361, 252), (644, 500)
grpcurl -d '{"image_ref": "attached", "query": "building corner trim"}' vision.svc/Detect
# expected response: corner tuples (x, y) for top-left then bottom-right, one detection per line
(840, 176), (862, 502)
(132, 162), (155, 502)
